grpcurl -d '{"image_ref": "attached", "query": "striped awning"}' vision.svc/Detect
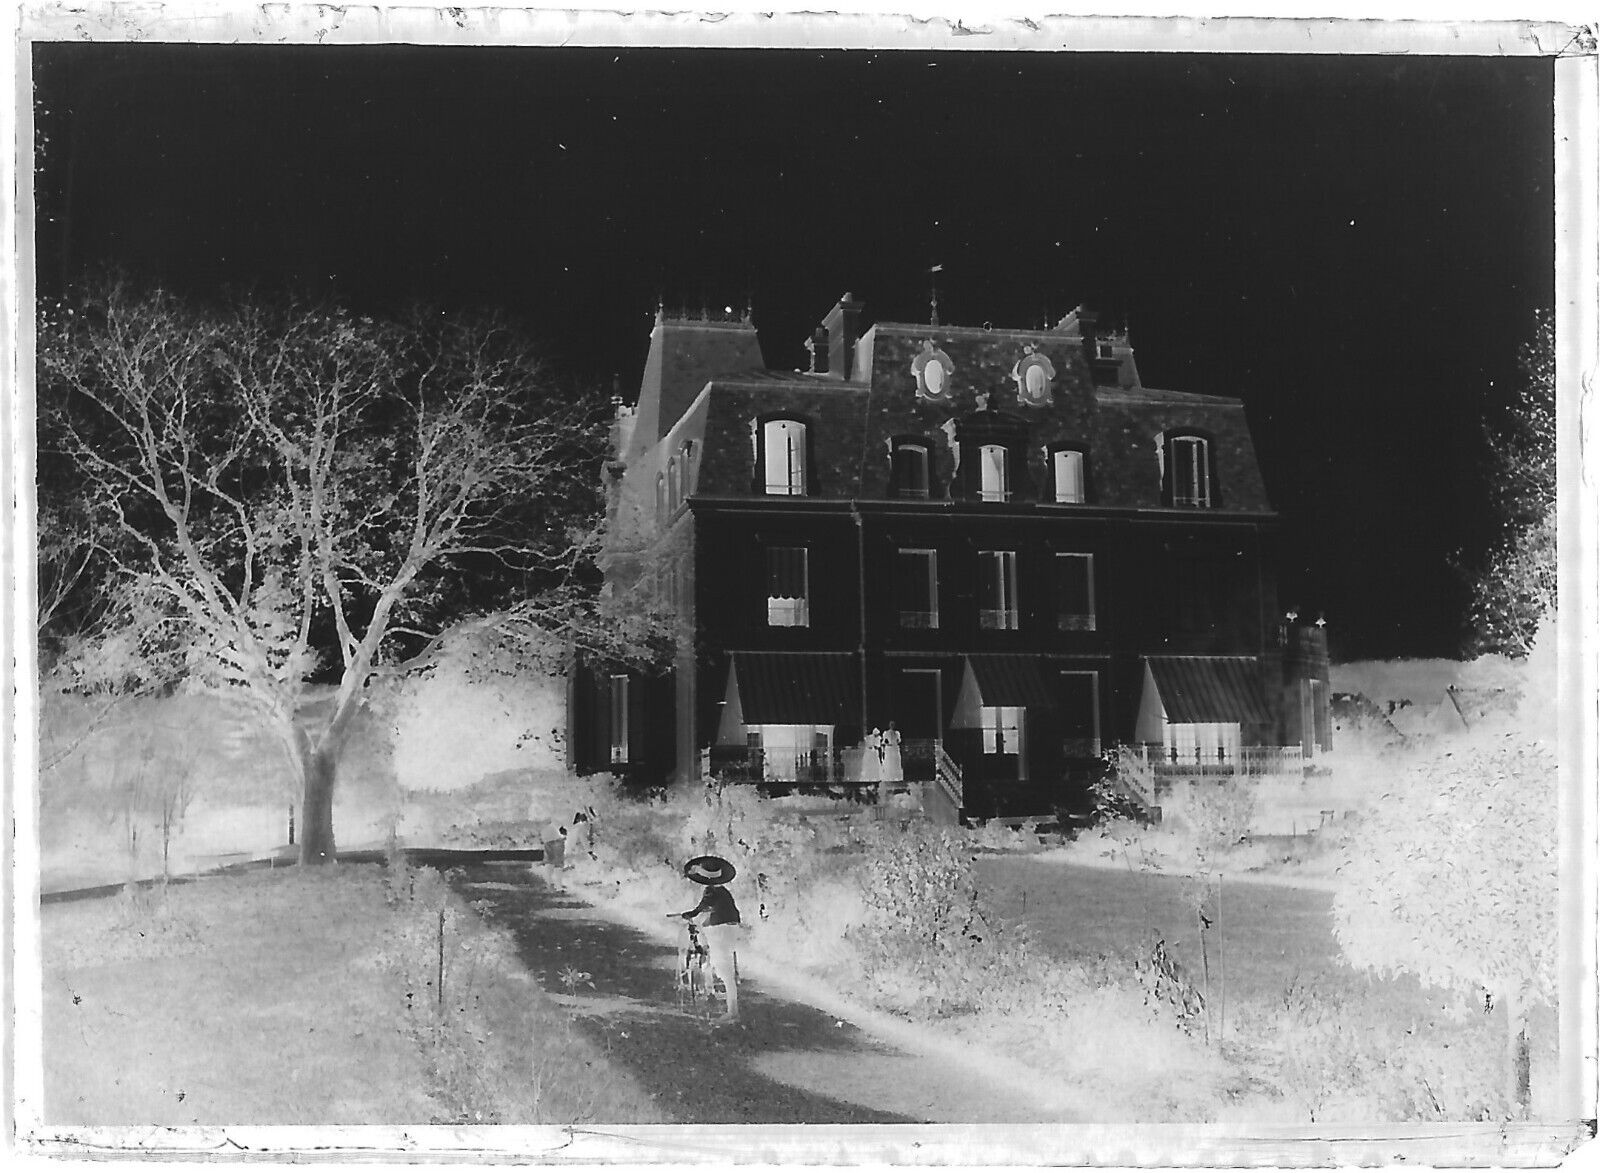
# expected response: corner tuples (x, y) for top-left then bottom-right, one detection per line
(966, 655), (1057, 708)
(1145, 656), (1272, 726)
(730, 652), (860, 725)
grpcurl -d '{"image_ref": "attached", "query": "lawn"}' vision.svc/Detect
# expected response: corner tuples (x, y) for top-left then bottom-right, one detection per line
(36, 864), (664, 1128)
(974, 853), (1562, 1123)
(977, 854), (1345, 1005)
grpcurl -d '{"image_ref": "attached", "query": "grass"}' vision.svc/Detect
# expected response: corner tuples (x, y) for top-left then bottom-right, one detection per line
(977, 854), (1345, 1005)
(39, 863), (664, 1127)
(975, 854), (1562, 1122)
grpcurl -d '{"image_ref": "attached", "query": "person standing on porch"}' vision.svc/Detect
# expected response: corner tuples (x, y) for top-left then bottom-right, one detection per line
(859, 727), (883, 802)
(879, 721), (904, 806)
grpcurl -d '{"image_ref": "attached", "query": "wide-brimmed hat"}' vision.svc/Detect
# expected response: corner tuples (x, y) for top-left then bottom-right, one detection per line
(683, 855), (736, 885)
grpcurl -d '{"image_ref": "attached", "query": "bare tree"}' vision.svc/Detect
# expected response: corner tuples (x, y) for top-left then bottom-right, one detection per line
(40, 280), (611, 864)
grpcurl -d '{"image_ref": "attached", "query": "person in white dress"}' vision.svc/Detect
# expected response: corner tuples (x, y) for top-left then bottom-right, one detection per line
(860, 727), (883, 796)
(880, 722), (904, 783)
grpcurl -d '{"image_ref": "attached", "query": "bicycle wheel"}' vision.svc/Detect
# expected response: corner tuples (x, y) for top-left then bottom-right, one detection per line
(681, 948), (714, 1018)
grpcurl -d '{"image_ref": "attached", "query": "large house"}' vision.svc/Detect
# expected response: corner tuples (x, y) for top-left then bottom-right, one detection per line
(568, 293), (1331, 822)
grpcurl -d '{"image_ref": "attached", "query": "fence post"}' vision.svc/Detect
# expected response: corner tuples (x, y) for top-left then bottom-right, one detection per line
(437, 909), (445, 1006)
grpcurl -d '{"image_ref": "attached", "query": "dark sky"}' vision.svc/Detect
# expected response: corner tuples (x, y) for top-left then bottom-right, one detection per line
(30, 45), (1556, 661)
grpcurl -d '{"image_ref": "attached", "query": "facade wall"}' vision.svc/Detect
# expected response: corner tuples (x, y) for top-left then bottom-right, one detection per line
(573, 302), (1324, 818)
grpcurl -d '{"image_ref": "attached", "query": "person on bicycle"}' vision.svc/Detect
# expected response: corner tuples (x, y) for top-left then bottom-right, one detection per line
(671, 855), (741, 1022)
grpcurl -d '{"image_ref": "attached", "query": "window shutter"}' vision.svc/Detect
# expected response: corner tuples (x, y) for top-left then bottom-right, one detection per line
(767, 546), (808, 599)
(1057, 555), (1090, 614)
(896, 550), (921, 607)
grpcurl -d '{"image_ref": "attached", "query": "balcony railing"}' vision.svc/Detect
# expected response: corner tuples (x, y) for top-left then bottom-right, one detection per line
(898, 609), (940, 629)
(1056, 613), (1097, 632)
(979, 608), (1020, 631)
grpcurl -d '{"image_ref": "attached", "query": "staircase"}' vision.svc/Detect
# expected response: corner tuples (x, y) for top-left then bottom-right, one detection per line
(922, 741), (965, 826)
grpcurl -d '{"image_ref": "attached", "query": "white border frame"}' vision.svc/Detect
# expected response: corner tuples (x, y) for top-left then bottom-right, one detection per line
(6, 5), (1597, 1168)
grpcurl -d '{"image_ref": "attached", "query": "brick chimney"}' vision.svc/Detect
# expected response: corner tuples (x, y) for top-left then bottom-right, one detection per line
(822, 293), (864, 381)
(1077, 308), (1099, 359)
(804, 326), (830, 374)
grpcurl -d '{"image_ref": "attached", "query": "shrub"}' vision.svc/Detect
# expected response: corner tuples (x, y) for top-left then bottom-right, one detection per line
(1134, 936), (1207, 1035)
(1331, 726), (1557, 1114)
(1175, 780), (1256, 860)
(1229, 974), (1511, 1123)
(843, 821), (1032, 1016)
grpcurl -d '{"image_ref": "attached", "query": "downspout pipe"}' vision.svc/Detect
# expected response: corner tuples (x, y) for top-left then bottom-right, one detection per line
(851, 501), (873, 803)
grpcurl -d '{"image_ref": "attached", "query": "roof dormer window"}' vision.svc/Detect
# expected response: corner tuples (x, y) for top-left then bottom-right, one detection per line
(762, 418), (809, 496)
(890, 438), (932, 500)
(979, 443), (1009, 503)
(1050, 447), (1087, 504)
(1161, 431), (1214, 508)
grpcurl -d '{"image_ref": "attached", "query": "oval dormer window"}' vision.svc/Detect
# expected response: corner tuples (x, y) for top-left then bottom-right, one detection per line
(911, 340), (955, 402)
(1012, 346), (1056, 408)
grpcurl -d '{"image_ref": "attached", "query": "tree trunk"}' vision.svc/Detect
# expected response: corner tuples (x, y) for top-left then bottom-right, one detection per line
(298, 744), (340, 866)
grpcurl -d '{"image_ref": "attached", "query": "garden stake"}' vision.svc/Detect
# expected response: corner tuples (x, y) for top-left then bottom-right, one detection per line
(1197, 899), (1211, 1045)
(1217, 873), (1226, 1038)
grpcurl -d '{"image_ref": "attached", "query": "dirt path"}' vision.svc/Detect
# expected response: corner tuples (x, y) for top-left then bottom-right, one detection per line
(448, 862), (1076, 1125)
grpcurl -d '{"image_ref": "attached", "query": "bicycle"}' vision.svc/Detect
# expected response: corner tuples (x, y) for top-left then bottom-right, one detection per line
(674, 921), (713, 1016)
(672, 920), (737, 1019)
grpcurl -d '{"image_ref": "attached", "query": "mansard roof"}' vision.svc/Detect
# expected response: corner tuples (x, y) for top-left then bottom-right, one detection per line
(617, 304), (1273, 515)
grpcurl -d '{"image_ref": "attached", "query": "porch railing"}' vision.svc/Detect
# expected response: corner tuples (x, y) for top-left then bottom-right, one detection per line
(705, 738), (964, 823)
(1125, 742), (1306, 780)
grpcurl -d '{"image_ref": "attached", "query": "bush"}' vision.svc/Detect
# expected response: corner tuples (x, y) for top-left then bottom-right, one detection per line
(1174, 780), (1256, 860)
(843, 821), (1032, 1016)
(1229, 974), (1511, 1123)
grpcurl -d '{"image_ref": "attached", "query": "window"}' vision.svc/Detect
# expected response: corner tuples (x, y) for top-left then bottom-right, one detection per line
(667, 456), (681, 512)
(896, 548), (939, 628)
(766, 545), (810, 627)
(1059, 671), (1100, 758)
(978, 549), (1019, 630)
(1054, 553), (1096, 631)
(608, 675), (630, 765)
(754, 724), (834, 782)
(978, 443), (1009, 502)
(1171, 555), (1222, 633)
(1051, 449), (1086, 504)
(1165, 434), (1212, 507)
(891, 441), (931, 499)
(763, 419), (808, 495)
(682, 440), (698, 496)
(1164, 721), (1240, 767)
(980, 706), (1025, 755)
(655, 472), (667, 523)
